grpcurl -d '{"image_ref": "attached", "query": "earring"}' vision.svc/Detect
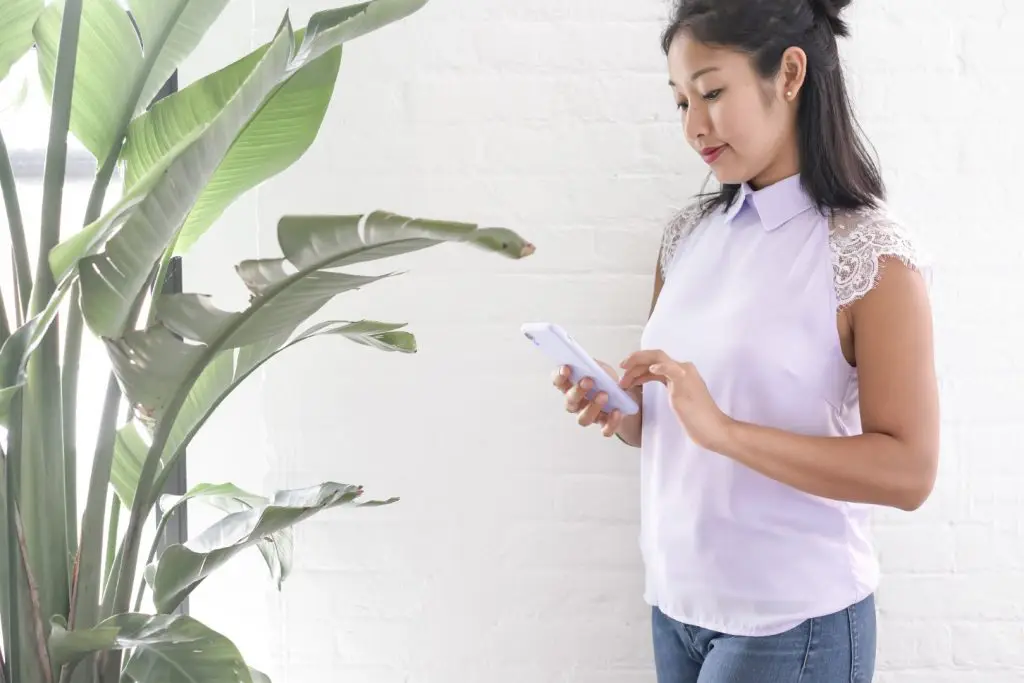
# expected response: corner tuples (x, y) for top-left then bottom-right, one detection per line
(786, 91), (793, 99)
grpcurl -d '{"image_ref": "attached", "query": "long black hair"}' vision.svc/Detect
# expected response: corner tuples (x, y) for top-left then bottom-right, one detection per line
(661, 0), (884, 217)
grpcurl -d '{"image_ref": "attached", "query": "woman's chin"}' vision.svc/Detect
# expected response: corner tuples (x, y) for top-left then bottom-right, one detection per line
(709, 163), (746, 186)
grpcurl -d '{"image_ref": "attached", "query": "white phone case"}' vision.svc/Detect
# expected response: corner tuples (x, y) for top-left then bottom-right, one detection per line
(522, 322), (640, 416)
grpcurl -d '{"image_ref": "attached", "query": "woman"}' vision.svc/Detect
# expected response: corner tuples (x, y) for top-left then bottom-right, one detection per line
(552, 0), (939, 681)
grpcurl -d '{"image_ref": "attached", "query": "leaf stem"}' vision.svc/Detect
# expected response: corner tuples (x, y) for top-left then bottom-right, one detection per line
(61, 285), (82, 566)
(104, 495), (120, 588)
(13, 504), (54, 683)
(146, 248), (174, 328)
(132, 510), (172, 613)
(30, 0), (84, 317)
(3, 397), (21, 683)
(0, 286), (10, 347)
(0, 128), (32, 319)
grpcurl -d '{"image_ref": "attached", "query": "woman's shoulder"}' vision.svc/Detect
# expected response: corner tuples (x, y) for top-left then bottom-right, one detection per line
(828, 202), (931, 309)
(658, 201), (709, 279)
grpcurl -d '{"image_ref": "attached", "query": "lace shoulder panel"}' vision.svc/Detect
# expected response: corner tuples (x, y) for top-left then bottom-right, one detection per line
(829, 204), (930, 309)
(659, 202), (704, 279)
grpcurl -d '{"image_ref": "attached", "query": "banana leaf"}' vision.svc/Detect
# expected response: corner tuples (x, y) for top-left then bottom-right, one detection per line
(49, 613), (254, 683)
(146, 482), (396, 614)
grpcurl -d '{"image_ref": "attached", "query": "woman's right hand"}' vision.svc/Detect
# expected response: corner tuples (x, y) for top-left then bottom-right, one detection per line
(551, 362), (626, 438)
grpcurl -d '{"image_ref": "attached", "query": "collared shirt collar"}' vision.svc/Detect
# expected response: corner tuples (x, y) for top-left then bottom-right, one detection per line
(724, 174), (816, 231)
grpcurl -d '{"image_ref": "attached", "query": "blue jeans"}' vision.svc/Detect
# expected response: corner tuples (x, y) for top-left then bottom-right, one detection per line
(651, 595), (876, 682)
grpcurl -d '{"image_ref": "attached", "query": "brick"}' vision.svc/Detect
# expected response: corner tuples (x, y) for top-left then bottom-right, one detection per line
(872, 524), (956, 573)
(953, 623), (1024, 668)
(876, 620), (953, 670)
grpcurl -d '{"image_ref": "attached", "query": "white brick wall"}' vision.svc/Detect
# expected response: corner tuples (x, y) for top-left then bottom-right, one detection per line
(179, 1), (1024, 681)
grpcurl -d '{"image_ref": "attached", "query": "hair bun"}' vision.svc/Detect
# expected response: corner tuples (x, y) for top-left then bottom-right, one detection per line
(810, 0), (851, 37)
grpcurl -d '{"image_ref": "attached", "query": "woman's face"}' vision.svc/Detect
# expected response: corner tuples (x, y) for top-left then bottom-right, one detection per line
(666, 33), (799, 189)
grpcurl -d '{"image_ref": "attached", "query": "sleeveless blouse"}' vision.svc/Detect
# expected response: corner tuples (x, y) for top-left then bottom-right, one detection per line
(638, 173), (927, 636)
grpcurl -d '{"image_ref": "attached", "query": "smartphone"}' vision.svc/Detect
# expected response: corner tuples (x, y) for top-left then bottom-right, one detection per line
(521, 322), (640, 416)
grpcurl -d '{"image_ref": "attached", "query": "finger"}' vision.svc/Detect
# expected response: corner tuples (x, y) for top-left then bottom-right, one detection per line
(551, 365), (573, 393)
(596, 360), (619, 380)
(619, 349), (668, 370)
(564, 377), (594, 413)
(650, 362), (687, 382)
(619, 366), (666, 389)
(617, 363), (649, 388)
(621, 371), (667, 389)
(602, 409), (623, 438)
(577, 392), (608, 427)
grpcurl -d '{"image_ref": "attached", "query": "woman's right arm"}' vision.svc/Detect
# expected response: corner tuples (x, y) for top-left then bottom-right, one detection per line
(552, 252), (665, 448)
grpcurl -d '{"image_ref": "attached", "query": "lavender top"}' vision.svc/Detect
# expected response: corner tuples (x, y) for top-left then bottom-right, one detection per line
(639, 174), (925, 636)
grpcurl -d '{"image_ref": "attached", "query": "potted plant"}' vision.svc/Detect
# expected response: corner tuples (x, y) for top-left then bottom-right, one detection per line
(0, 1), (534, 680)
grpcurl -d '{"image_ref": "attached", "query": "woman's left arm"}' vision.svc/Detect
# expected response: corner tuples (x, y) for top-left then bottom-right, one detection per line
(621, 257), (940, 511)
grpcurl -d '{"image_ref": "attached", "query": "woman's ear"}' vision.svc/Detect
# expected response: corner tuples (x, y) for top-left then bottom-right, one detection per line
(779, 46), (808, 102)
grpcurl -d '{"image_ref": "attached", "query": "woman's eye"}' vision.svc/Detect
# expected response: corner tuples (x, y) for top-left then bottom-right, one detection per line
(676, 101), (689, 111)
(703, 88), (723, 101)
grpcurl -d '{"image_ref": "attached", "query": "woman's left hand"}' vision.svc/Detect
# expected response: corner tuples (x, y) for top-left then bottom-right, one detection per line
(619, 350), (734, 452)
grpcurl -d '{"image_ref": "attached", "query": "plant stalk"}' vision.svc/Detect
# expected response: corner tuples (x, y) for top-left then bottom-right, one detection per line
(61, 285), (83, 568)
(99, 540), (123, 620)
(3, 398), (21, 683)
(13, 505), (54, 683)
(30, 0), (84, 317)
(0, 285), (10, 348)
(146, 248), (175, 328)
(0, 448), (10, 683)
(132, 508), (173, 613)
(103, 496), (120, 585)
(16, 7), (84, 682)
(0, 128), (32, 319)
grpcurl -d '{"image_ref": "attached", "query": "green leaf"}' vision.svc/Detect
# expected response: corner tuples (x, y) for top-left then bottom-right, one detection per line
(67, 375), (123, 644)
(122, 29), (343, 255)
(297, 319), (416, 353)
(0, 273), (75, 419)
(249, 668), (272, 683)
(148, 483), (396, 614)
(158, 483), (293, 589)
(294, 0), (429, 68)
(160, 483), (267, 517)
(62, 15), (296, 338)
(126, 317), (414, 518)
(34, 0), (230, 161)
(34, 0), (139, 160)
(105, 209), (528, 436)
(46, 135), (183, 282)
(0, 386), (17, 428)
(107, 326), (204, 423)
(111, 421), (152, 510)
(128, 0), (233, 118)
(0, 0), (43, 83)
(110, 317), (411, 512)
(276, 211), (537, 269)
(49, 612), (254, 682)
(51, 0), (435, 341)
(0, 316), (40, 426)
(155, 271), (390, 349)
(137, 332), (289, 492)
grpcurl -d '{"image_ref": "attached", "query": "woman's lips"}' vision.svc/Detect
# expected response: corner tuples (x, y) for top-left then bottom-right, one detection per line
(700, 145), (726, 164)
